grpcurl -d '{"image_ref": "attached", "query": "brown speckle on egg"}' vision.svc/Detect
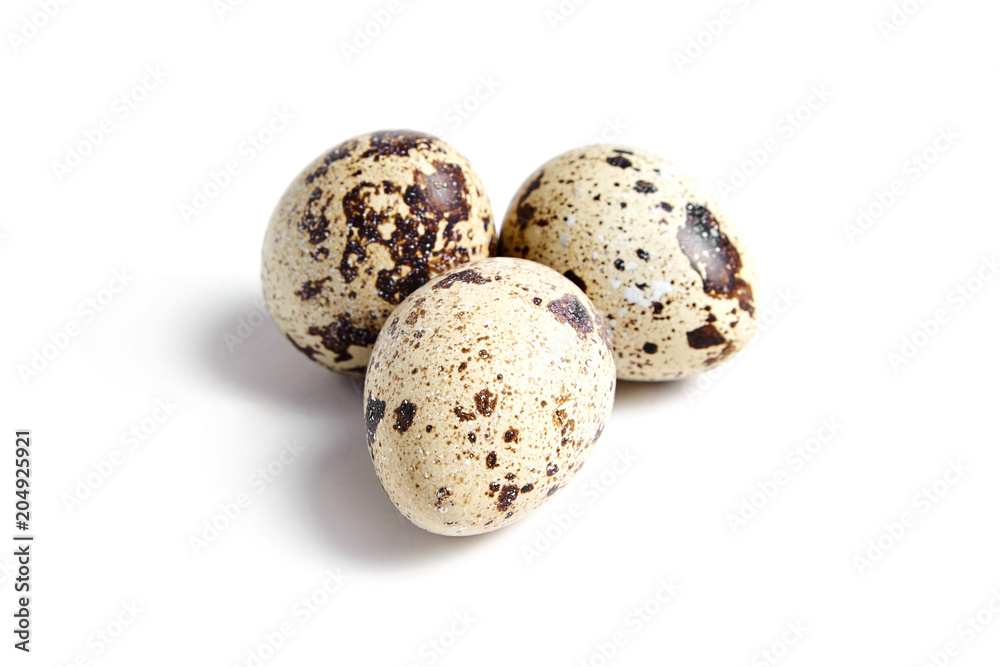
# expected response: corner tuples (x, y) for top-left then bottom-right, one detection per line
(262, 130), (497, 376)
(499, 145), (760, 381)
(363, 257), (615, 536)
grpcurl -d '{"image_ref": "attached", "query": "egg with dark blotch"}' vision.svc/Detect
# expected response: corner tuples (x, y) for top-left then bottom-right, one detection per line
(261, 130), (497, 375)
(499, 145), (760, 382)
(364, 257), (616, 536)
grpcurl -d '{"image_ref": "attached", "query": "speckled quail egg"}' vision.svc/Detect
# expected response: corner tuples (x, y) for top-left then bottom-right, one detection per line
(363, 257), (616, 536)
(261, 130), (496, 375)
(499, 145), (760, 382)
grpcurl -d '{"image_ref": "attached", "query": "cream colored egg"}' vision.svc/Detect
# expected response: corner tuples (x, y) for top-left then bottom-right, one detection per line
(261, 130), (496, 375)
(363, 257), (616, 536)
(500, 145), (760, 381)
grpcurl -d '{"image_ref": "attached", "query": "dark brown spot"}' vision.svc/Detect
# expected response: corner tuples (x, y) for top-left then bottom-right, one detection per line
(546, 463), (558, 476)
(489, 482), (501, 492)
(295, 277), (330, 301)
(520, 483), (534, 493)
(474, 389), (497, 416)
(547, 484), (561, 497)
(659, 202), (674, 213)
(365, 396), (386, 446)
(478, 349), (490, 359)
(547, 294), (593, 337)
(305, 139), (357, 184)
(614, 258), (625, 271)
(458, 362), (468, 372)
(434, 268), (491, 290)
(503, 429), (519, 443)
(308, 315), (381, 362)
(497, 485), (519, 511)
(486, 451), (498, 469)
(467, 432), (476, 443)
(393, 400), (416, 432)
(563, 270), (587, 293)
(516, 170), (545, 229)
(297, 187), (335, 245)
(643, 342), (658, 354)
(637, 249), (649, 261)
(678, 204), (755, 315)
(454, 406), (476, 422)
(434, 487), (451, 509)
(425, 425), (433, 433)
(310, 247), (329, 261)
(532, 297), (542, 306)
(359, 130), (434, 160)
(407, 161), (470, 226)
(652, 302), (664, 315)
(634, 181), (657, 193)
(505, 472), (516, 481)
(687, 324), (727, 349)
(285, 334), (318, 360)
(336, 155), (476, 305)
(607, 155), (632, 169)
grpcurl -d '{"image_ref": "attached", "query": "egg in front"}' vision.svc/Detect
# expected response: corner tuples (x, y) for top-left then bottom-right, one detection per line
(364, 257), (616, 536)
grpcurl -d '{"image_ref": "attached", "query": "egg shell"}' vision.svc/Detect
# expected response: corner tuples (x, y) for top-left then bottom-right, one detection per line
(363, 257), (616, 536)
(499, 145), (760, 381)
(261, 130), (496, 375)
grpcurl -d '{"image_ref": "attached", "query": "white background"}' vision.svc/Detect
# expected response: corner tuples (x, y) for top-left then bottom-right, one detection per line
(3, 0), (1000, 665)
